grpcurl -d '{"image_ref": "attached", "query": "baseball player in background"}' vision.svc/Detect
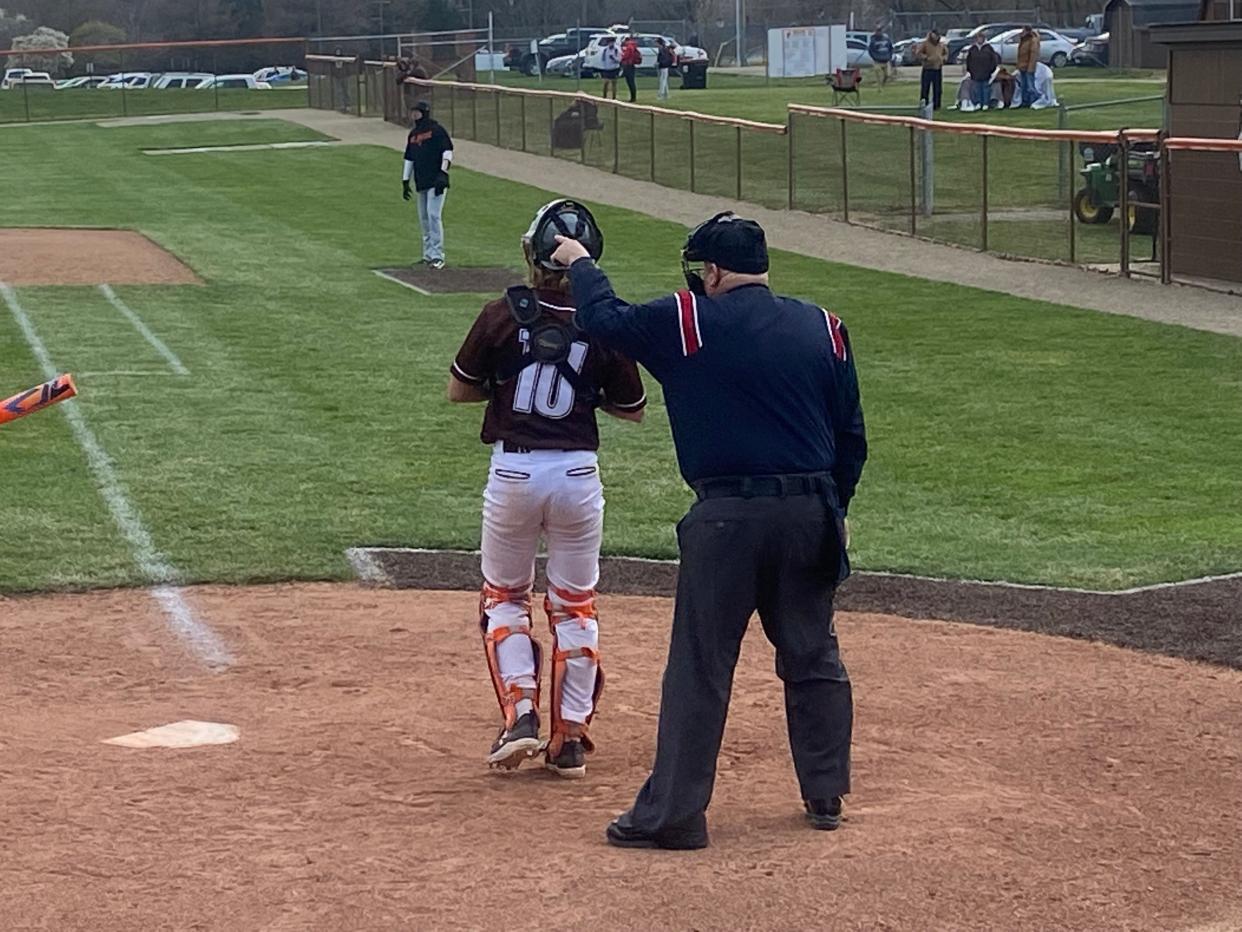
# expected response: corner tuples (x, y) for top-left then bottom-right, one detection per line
(447, 200), (647, 778)
(401, 100), (453, 269)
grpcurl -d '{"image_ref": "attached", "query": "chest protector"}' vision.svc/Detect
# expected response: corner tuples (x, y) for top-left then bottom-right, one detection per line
(495, 286), (595, 401)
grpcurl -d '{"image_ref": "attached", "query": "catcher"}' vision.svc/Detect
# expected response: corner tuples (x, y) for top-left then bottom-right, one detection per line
(447, 200), (646, 777)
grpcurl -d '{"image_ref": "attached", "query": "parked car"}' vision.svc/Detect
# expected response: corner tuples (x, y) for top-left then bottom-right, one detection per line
(3, 71), (55, 89)
(892, 38), (921, 66)
(989, 28), (1077, 68)
(2, 67), (33, 88)
(55, 75), (109, 89)
(98, 72), (155, 89)
(845, 38), (874, 68)
(254, 66), (306, 85)
(519, 27), (610, 75)
(154, 72), (213, 89)
(543, 52), (581, 77)
(947, 21), (1052, 63)
(197, 74), (272, 90)
(579, 33), (706, 76)
(1071, 33), (1109, 67)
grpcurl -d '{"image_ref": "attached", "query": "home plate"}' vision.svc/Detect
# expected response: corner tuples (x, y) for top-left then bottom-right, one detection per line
(104, 720), (239, 749)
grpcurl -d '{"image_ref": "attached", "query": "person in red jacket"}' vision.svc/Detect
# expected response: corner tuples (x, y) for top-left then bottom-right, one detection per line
(620, 36), (641, 102)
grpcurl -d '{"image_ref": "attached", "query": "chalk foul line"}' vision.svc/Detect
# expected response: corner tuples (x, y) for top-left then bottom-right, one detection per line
(98, 284), (189, 376)
(2, 282), (229, 668)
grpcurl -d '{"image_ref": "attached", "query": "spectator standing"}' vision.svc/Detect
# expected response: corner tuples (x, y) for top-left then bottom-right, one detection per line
(1016, 27), (1041, 107)
(620, 35), (641, 102)
(656, 38), (675, 100)
(867, 26), (894, 89)
(599, 36), (622, 100)
(964, 32), (1000, 110)
(333, 46), (352, 113)
(915, 31), (947, 110)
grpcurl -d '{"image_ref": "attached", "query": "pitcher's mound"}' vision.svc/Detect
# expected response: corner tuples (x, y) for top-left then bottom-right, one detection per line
(0, 228), (200, 286)
(375, 265), (522, 295)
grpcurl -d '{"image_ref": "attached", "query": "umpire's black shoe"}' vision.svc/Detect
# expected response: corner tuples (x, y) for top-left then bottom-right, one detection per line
(487, 711), (542, 770)
(804, 797), (843, 831)
(605, 810), (709, 850)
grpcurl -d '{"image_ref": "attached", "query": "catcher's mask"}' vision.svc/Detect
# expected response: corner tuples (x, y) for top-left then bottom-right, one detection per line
(522, 199), (604, 272)
(681, 211), (769, 295)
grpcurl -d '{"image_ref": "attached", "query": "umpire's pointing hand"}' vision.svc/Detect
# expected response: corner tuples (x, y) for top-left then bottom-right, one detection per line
(551, 234), (590, 268)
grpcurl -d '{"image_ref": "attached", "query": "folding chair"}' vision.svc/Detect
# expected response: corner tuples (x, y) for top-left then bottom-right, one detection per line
(828, 68), (862, 107)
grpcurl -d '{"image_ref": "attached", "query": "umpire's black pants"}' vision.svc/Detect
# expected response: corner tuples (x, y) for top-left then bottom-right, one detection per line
(628, 491), (853, 836)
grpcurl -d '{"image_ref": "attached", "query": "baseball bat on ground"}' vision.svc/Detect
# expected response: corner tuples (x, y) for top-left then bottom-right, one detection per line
(0, 374), (78, 426)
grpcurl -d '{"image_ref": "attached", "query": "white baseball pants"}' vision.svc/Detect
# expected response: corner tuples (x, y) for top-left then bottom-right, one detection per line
(481, 444), (603, 723)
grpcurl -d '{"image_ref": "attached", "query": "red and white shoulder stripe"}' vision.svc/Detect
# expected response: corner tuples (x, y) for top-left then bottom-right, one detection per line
(675, 289), (703, 356)
(820, 308), (847, 362)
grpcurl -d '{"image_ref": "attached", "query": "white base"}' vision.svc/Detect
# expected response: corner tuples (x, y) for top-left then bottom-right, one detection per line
(104, 720), (239, 749)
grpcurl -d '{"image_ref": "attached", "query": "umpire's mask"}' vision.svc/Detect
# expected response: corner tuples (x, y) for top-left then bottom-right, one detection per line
(522, 199), (605, 271)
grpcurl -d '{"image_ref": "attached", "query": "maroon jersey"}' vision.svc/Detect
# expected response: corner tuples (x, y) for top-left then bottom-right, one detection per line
(451, 287), (646, 450)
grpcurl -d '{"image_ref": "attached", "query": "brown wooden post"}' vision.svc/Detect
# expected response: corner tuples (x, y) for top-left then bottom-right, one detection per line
(495, 90), (501, 146)
(1067, 140), (1077, 264)
(521, 93), (527, 151)
(613, 104), (620, 173)
(549, 96), (554, 153)
(786, 118), (794, 209)
(472, 87), (478, 139)
(980, 134), (989, 252)
(579, 97), (587, 163)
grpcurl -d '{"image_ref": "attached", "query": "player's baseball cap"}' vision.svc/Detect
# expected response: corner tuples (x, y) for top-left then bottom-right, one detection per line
(413, 99), (431, 114)
(682, 212), (769, 274)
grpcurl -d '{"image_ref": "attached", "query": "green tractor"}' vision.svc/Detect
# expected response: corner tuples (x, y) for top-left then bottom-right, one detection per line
(1072, 142), (1161, 235)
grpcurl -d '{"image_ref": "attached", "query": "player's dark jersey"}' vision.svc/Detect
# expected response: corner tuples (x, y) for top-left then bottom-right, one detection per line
(451, 287), (646, 451)
(404, 118), (452, 191)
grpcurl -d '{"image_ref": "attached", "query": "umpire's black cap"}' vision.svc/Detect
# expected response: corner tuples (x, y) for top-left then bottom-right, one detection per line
(682, 212), (769, 274)
(413, 99), (431, 114)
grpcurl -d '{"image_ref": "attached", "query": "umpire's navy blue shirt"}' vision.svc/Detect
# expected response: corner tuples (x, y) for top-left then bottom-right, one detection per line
(569, 259), (867, 514)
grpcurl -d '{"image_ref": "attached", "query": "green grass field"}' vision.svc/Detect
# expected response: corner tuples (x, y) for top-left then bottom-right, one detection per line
(2, 115), (1239, 594)
(0, 86), (307, 124)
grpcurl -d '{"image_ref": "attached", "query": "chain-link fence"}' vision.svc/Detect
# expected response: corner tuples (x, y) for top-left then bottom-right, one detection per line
(303, 74), (1233, 284)
(0, 37), (308, 125)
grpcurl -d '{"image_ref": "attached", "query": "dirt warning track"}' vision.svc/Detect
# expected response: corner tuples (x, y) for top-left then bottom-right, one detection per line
(2, 583), (1239, 930)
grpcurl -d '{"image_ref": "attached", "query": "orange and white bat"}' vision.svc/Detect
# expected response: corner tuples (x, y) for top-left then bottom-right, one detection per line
(0, 374), (77, 426)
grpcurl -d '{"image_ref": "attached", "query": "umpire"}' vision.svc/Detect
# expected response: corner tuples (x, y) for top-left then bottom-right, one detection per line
(550, 212), (867, 849)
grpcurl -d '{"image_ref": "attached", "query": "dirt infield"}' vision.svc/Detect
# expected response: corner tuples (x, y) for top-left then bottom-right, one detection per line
(0, 228), (200, 286)
(2, 582), (1239, 930)
(357, 549), (1242, 670)
(375, 264), (523, 294)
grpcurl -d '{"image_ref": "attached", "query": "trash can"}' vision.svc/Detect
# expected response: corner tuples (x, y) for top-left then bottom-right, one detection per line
(680, 61), (708, 90)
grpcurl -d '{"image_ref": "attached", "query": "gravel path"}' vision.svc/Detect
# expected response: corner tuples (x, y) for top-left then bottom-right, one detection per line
(275, 107), (1242, 339)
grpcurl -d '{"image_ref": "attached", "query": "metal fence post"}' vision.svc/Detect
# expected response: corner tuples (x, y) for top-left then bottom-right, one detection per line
(1159, 142), (1172, 284)
(306, 42), (312, 109)
(495, 90), (501, 146)
(22, 77), (29, 122)
(920, 101), (934, 217)
(980, 135), (989, 252)
(737, 125), (744, 201)
(1068, 139), (1077, 263)
(650, 110), (656, 181)
(120, 47), (128, 117)
(613, 105), (620, 173)
(909, 125), (917, 234)
(1057, 104), (1068, 199)
(840, 119), (850, 224)
(521, 93), (527, 151)
(356, 57), (363, 117)
(579, 98), (587, 163)
(549, 96), (554, 152)
(688, 120), (696, 192)
(472, 88), (478, 139)
(214, 49), (220, 112)
(1119, 132), (1131, 277)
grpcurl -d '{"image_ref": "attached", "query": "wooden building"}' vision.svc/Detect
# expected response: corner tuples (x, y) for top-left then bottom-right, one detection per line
(1152, 20), (1242, 283)
(1105, 0), (1201, 66)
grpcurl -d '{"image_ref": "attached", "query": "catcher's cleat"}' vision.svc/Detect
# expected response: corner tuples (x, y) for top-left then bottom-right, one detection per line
(803, 797), (843, 831)
(543, 738), (587, 779)
(487, 710), (543, 770)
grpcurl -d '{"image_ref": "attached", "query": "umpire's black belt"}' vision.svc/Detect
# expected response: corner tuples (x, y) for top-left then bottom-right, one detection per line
(692, 473), (834, 501)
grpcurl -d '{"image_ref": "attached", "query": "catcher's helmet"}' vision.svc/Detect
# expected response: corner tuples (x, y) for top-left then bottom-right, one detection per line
(523, 199), (604, 271)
